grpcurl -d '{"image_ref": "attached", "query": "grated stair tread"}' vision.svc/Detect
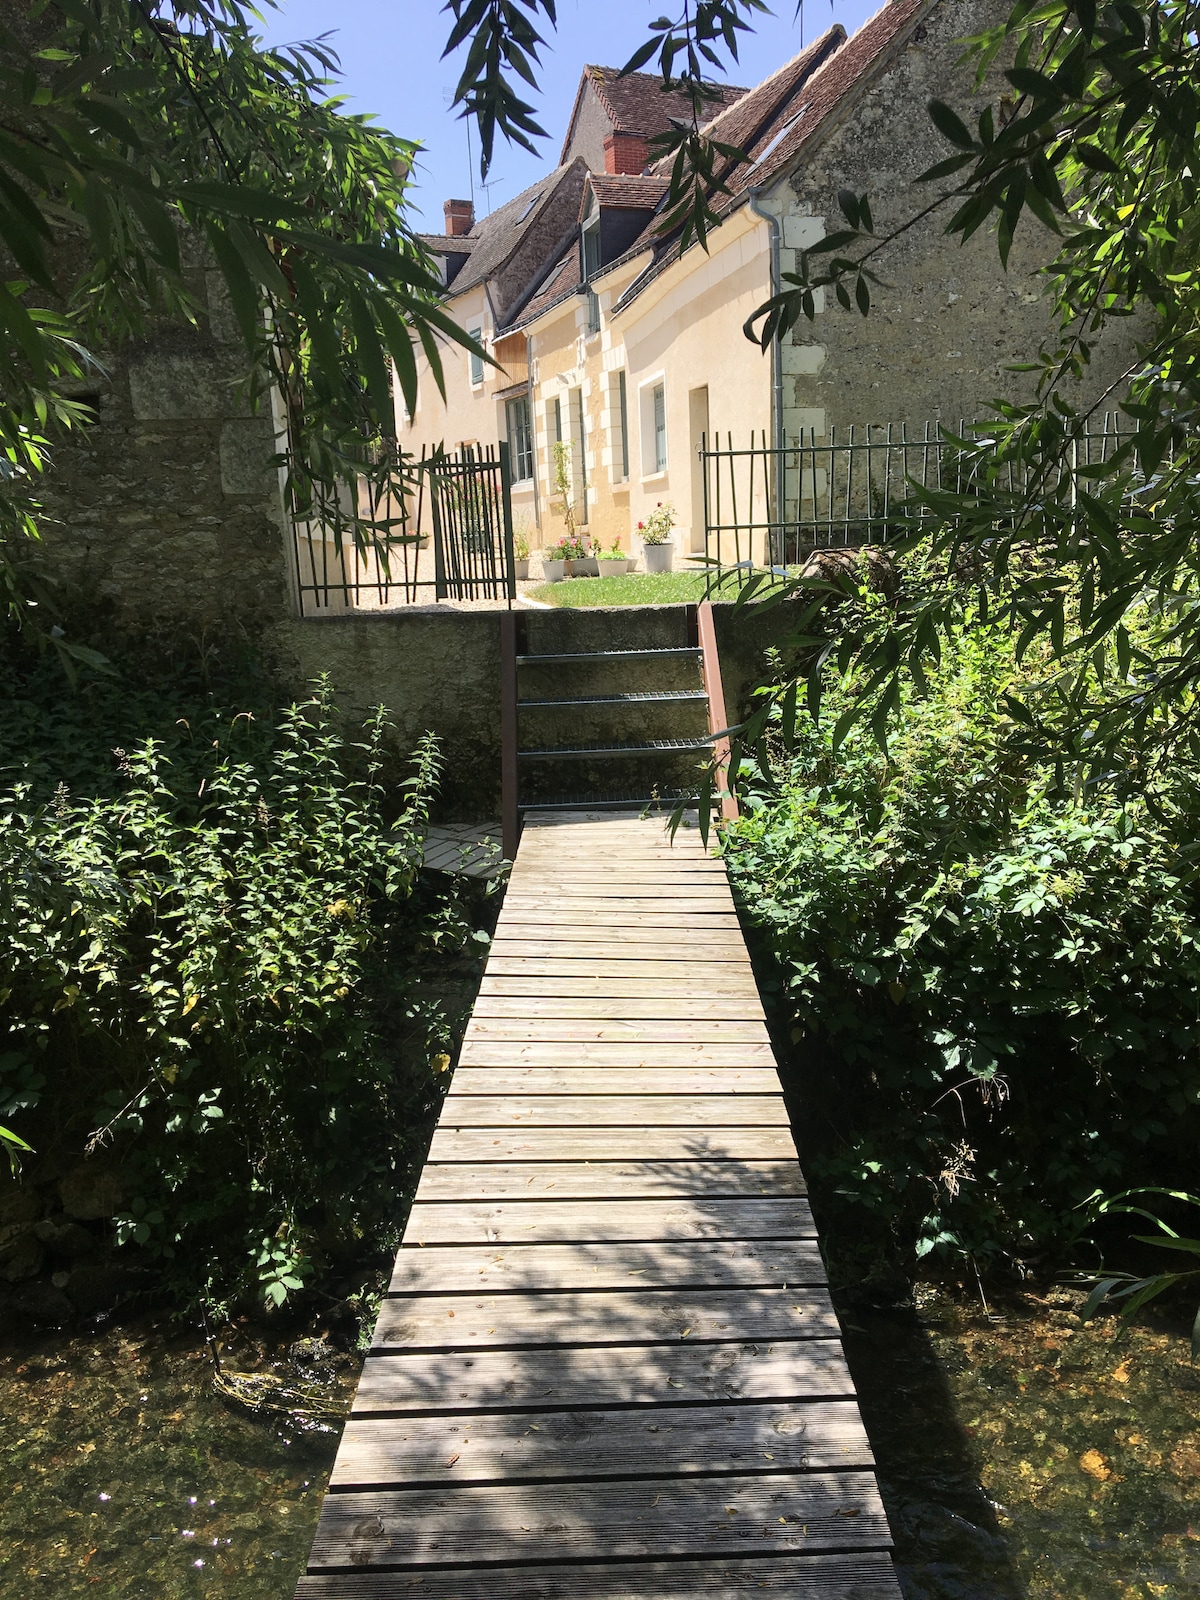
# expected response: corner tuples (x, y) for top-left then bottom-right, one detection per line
(519, 690), (709, 709)
(518, 789), (691, 813)
(516, 648), (702, 665)
(519, 737), (713, 760)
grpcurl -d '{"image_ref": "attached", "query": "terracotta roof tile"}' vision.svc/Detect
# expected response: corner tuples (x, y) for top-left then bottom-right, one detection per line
(418, 233), (479, 254)
(586, 174), (671, 209)
(586, 64), (746, 139)
(508, 246), (580, 329)
(742, 0), (930, 194)
(615, 0), (933, 309)
(443, 159), (589, 318)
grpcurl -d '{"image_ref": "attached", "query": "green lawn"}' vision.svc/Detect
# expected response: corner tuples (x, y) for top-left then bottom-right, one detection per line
(527, 569), (744, 607)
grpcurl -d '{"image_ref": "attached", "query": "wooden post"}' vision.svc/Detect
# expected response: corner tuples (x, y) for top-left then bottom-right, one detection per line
(697, 600), (739, 823)
(500, 610), (520, 861)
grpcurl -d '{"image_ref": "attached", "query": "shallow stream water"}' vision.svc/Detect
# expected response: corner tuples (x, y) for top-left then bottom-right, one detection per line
(2, 1288), (1197, 1598)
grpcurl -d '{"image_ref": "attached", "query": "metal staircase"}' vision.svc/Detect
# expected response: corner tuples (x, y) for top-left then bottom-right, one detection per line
(500, 603), (737, 855)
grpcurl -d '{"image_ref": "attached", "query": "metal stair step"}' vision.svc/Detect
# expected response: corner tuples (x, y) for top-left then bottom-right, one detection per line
(518, 789), (691, 813)
(516, 648), (702, 666)
(518, 690), (709, 709)
(519, 737), (713, 760)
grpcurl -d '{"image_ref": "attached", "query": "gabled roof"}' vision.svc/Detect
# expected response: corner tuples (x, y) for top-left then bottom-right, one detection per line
(512, 247), (581, 329)
(739, 0), (931, 194)
(419, 159), (590, 324)
(584, 174), (671, 212)
(417, 233), (478, 255)
(611, 0), (932, 312)
(558, 64), (747, 165)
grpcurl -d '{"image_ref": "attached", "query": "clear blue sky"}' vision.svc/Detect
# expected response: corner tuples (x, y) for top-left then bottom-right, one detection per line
(258, 0), (880, 231)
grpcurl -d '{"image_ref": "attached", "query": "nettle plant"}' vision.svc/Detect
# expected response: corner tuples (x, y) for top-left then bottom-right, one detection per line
(723, 597), (1200, 1281)
(0, 679), (469, 1310)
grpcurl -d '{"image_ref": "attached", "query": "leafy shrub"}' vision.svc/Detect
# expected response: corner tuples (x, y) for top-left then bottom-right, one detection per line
(725, 609), (1200, 1286)
(0, 655), (485, 1313)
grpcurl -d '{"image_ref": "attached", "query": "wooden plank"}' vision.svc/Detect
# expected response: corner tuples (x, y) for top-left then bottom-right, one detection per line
(496, 916), (743, 934)
(373, 1286), (837, 1350)
(426, 1127), (796, 1163)
(494, 925), (746, 946)
(295, 1551), (903, 1598)
(352, 1336), (853, 1413)
(486, 948), (752, 968)
(463, 1019), (770, 1042)
(471, 995), (766, 1019)
(387, 1239), (826, 1294)
(457, 1042), (775, 1067)
(447, 1069), (782, 1096)
(412, 1160), (806, 1201)
(307, 1471), (891, 1569)
(404, 1196), (815, 1244)
(332, 1399), (871, 1487)
(502, 896), (739, 908)
(503, 896), (736, 910)
(435, 1096), (788, 1128)
(479, 970), (762, 995)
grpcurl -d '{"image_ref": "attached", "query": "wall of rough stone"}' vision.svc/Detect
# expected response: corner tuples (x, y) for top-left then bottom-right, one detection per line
(33, 257), (294, 639)
(771, 0), (1142, 440)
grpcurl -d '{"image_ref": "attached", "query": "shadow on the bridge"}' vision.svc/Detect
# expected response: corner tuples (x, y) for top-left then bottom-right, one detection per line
(298, 1143), (908, 1596)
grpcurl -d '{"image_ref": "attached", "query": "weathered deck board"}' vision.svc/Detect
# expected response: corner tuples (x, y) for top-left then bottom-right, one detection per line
(294, 1551), (901, 1598)
(433, 1093), (789, 1125)
(352, 1337), (853, 1413)
(403, 1195), (816, 1243)
(294, 812), (900, 1598)
(386, 1237), (827, 1293)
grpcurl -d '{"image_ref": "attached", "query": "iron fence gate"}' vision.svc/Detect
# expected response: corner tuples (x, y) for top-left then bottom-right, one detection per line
(292, 442), (516, 615)
(699, 415), (1132, 579)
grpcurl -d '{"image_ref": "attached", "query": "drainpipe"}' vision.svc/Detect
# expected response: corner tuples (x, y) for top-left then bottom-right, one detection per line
(746, 186), (785, 563)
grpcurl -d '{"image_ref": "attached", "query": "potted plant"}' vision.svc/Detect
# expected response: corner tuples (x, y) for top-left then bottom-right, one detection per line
(541, 539), (568, 582)
(638, 502), (675, 572)
(597, 543), (627, 579)
(513, 519), (532, 581)
(549, 440), (597, 572)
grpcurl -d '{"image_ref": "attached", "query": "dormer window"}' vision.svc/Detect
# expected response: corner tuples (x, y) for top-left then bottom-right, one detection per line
(581, 219), (601, 282)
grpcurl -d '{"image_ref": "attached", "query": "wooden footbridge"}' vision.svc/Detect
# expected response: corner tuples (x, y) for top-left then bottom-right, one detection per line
(294, 806), (902, 1598)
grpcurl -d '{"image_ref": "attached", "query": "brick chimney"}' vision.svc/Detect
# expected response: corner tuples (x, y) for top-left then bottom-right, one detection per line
(443, 198), (475, 237)
(603, 131), (650, 175)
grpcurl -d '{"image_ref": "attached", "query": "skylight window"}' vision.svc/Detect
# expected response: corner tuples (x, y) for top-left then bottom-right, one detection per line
(753, 106), (808, 167)
(514, 193), (540, 224)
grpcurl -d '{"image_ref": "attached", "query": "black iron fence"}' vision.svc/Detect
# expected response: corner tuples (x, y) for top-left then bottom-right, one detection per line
(292, 443), (516, 615)
(700, 415), (1132, 577)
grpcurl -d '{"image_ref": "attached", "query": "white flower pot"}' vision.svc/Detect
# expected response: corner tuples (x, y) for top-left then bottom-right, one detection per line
(642, 543), (674, 573)
(514, 558), (530, 580)
(541, 558), (566, 582)
(570, 557), (599, 577)
(597, 559), (627, 579)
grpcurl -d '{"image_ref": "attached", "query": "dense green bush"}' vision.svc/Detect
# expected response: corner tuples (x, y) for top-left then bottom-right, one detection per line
(0, 649), (487, 1313)
(725, 605), (1200, 1287)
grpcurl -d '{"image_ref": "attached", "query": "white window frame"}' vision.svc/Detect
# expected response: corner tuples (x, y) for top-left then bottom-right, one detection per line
(638, 375), (668, 479)
(468, 327), (484, 386)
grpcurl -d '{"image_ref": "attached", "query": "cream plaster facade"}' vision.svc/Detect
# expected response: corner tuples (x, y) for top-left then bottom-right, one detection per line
(398, 209), (776, 568)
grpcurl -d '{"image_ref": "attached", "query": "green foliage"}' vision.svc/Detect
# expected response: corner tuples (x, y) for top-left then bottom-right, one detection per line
(724, 593), (1200, 1282)
(0, 0), (473, 651)
(740, 0), (1200, 782)
(1081, 1189), (1200, 1356)
(0, 655), (485, 1311)
(530, 568), (737, 607)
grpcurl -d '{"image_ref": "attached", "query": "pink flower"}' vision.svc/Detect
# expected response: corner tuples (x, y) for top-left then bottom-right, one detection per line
(637, 521), (644, 529)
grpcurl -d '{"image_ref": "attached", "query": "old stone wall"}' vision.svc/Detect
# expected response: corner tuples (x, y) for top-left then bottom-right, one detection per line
(34, 259), (293, 639)
(775, 0), (1142, 438)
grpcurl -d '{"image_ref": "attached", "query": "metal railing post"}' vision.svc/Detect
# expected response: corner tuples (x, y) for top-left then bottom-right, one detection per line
(500, 610), (520, 860)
